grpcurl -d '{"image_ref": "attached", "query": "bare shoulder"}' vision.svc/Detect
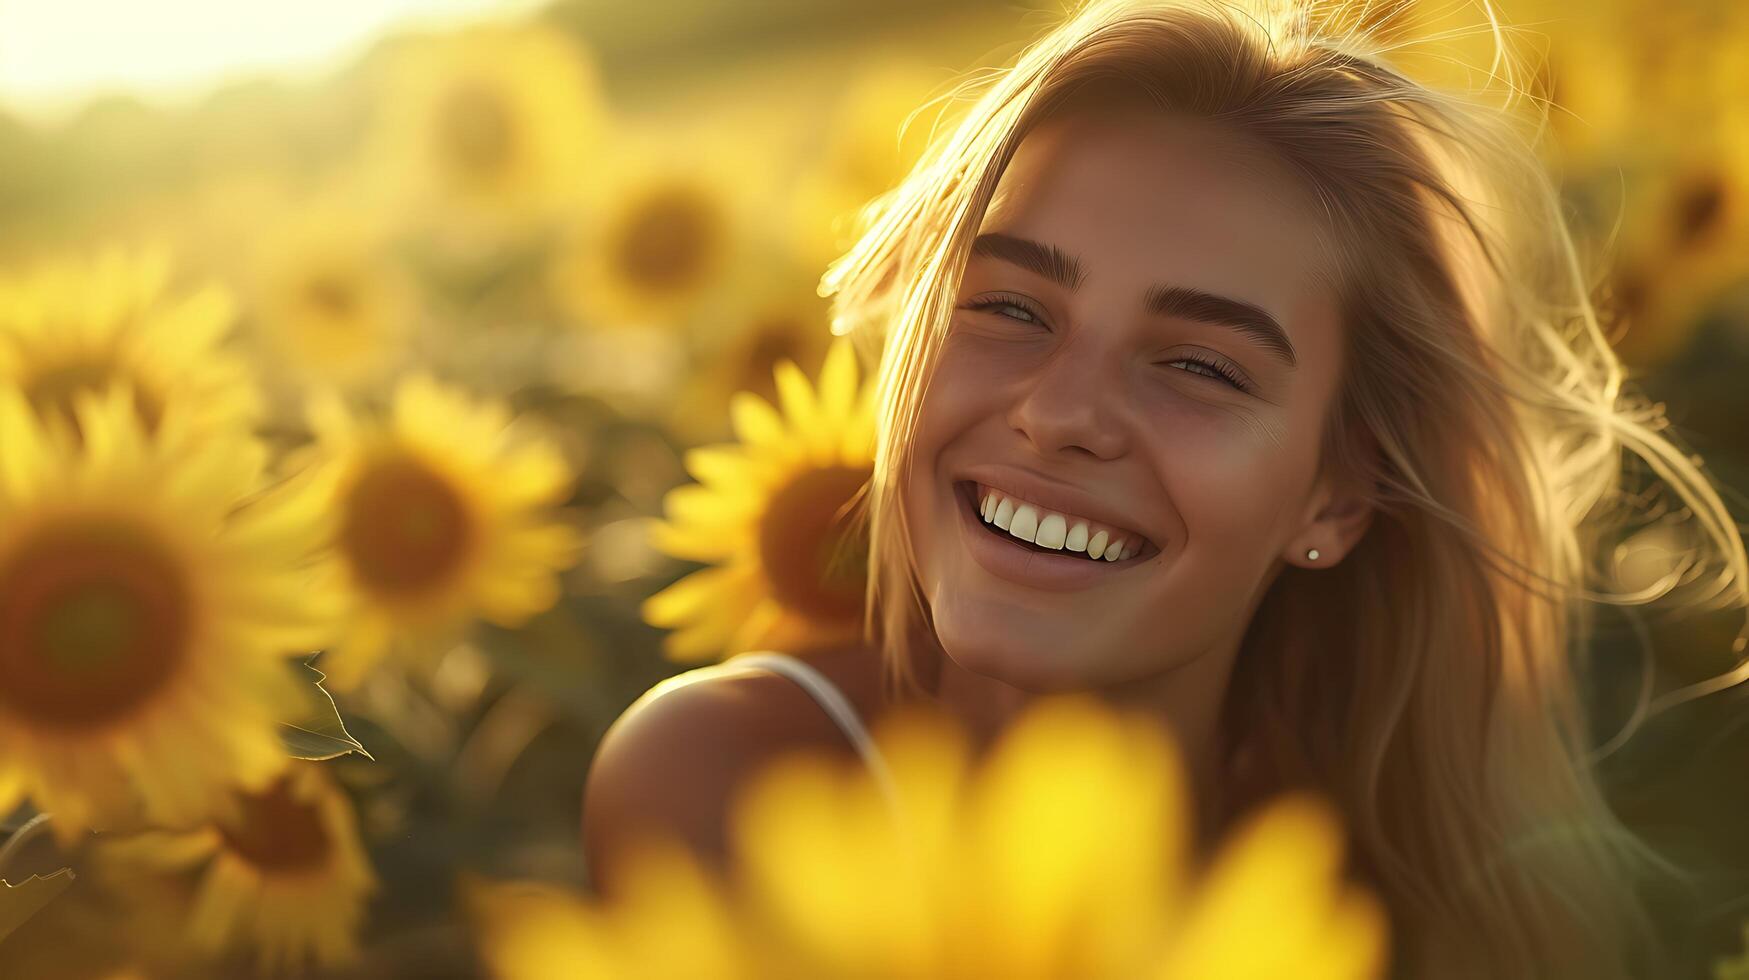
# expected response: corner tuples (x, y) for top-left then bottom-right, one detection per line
(580, 661), (857, 897)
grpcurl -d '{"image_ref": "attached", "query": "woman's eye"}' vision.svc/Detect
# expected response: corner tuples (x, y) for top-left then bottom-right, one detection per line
(964, 297), (1045, 325)
(1168, 356), (1250, 392)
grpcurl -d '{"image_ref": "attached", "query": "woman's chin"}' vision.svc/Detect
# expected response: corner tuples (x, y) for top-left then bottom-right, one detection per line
(938, 633), (1092, 694)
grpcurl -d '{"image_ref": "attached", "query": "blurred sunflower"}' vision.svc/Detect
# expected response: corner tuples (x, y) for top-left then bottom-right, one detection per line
(786, 58), (947, 275)
(1605, 137), (1749, 370)
(100, 762), (376, 974)
(0, 246), (261, 442)
(364, 21), (607, 255)
(246, 191), (416, 402)
(0, 856), (206, 980)
(0, 382), (340, 839)
(467, 856), (752, 979)
(1718, 921), (1749, 980)
(1525, 0), (1749, 371)
(472, 696), (1387, 979)
(297, 373), (584, 690)
(641, 336), (875, 664)
(663, 262), (836, 447)
(546, 120), (762, 331)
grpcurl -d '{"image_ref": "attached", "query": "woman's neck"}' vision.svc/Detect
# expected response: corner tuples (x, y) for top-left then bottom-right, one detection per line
(902, 620), (1242, 858)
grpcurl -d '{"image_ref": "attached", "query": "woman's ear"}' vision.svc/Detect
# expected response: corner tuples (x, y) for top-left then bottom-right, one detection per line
(1287, 483), (1375, 568)
(1286, 442), (1378, 569)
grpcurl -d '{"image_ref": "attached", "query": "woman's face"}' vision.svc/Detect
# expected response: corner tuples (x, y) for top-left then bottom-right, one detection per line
(904, 108), (1368, 692)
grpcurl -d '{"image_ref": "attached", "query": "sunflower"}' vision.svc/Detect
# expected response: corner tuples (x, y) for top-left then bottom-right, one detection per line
(1603, 138), (1749, 370)
(0, 245), (261, 443)
(662, 261), (836, 447)
(0, 382), (341, 840)
(467, 859), (753, 980)
(245, 188), (416, 399)
(472, 696), (1387, 979)
(297, 373), (584, 690)
(786, 58), (947, 275)
(546, 119), (763, 331)
(1718, 920), (1749, 980)
(362, 21), (607, 256)
(99, 762), (376, 974)
(641, 336), (876, 664)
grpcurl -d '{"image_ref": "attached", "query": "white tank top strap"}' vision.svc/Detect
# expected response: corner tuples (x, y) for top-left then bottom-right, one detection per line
(727, 650), (901, 814)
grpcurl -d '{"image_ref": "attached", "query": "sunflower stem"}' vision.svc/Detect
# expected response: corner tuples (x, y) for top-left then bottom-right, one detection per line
(0, 812), (53, 879)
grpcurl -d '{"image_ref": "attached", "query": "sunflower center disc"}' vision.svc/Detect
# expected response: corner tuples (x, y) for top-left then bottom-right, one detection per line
(438, 82), (515, 179)
(758, 465), (872, 624)
(341, 453), (474, 598)
(618, 189), (719, 293)
(0, 519), (190, 731)
(218, 774), (334, 873)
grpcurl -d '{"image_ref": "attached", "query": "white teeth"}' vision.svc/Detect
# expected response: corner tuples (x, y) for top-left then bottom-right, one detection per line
(1087, 529), (1109, 559)
(971, 484), (1149, 563)
(1035, 513), (1066, 550)
(1065, 521), (1088, 552)
(993, 496), (1015, 531)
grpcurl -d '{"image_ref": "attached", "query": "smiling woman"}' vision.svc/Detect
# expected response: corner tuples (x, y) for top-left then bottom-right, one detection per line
(583, 2), (1749, 978)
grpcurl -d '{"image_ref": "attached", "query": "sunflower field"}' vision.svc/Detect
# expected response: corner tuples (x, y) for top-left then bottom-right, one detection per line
(0, 0), (1747, 978)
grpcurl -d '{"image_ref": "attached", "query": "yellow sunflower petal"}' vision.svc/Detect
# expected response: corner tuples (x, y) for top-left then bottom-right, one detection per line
(1155, 795), (1371, 979)
(646, 517), (745, 564)
(813, 336), (859, 432)
(682, 445), (772, 493)
(642, 566), (744, 628)
(0, 385), (49, 504)
(772, 359), (826, 456)
(729, 390), (789, 451)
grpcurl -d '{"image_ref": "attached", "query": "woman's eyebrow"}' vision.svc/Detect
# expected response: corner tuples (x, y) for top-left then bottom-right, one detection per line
(969, 231), (1298, 369)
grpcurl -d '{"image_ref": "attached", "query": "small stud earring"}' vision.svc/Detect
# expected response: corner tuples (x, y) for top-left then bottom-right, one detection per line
(1306, 548), (1320, 561)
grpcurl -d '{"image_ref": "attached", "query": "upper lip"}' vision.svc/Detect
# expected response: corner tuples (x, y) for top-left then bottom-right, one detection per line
(953, 465), (1158, 550)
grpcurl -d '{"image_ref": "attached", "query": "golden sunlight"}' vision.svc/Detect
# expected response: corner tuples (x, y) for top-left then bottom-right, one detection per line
(0, 0), (538, 116)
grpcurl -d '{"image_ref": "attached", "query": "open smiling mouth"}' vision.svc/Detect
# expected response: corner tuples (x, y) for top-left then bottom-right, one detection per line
(953, 480), (1155, 564)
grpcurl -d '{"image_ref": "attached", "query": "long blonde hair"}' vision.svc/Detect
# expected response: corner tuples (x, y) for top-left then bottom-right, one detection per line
(818, 1), (1749, 977)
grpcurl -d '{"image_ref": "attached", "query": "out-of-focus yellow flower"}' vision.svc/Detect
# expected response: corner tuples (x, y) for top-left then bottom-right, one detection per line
(1606, 135), (1749, 369)
(246, 191), (416, 399)
(0, 858), (201, 980)
(467, 856), (753, 980)
(0, 382), (340, 839)
(362, 21), (608, 255)
(297, 374), (584, 690)
(641, 336), (874, 663)
(664, 262), (836, 446)
(1717, 920), (1749, 980)
(786, 58), (947, 275)
(100, 762), (376, 975)
(546, 120), (761, 331)
(1515, 0), (1749, 370)
(471, 696), (1387, 979)
(0, 246), (260, 442)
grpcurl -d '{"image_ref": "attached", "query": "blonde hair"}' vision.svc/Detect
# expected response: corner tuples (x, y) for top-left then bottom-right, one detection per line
(819, 0), (1749, 977)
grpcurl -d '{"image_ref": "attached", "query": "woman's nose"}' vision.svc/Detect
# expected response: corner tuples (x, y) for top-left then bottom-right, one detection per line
(1004, 346), (1128, 460)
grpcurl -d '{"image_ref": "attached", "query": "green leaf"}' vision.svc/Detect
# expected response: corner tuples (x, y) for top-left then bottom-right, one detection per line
(281, 654), (373, 762)
(0, 868), (73, 945)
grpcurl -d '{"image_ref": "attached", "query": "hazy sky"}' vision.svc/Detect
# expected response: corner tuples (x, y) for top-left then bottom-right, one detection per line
(0, 0), (541, 118)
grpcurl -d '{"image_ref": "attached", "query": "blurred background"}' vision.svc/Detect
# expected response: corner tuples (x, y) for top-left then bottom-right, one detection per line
(0, 0), (1747, 977)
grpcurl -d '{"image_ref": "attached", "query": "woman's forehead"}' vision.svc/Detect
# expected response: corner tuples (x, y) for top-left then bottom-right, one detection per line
(991, 110), (1323, 239)
(978, 112), (1340, 311)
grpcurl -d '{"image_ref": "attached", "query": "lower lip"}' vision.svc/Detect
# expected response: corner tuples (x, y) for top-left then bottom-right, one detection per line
(953, 481), (1148, 592)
